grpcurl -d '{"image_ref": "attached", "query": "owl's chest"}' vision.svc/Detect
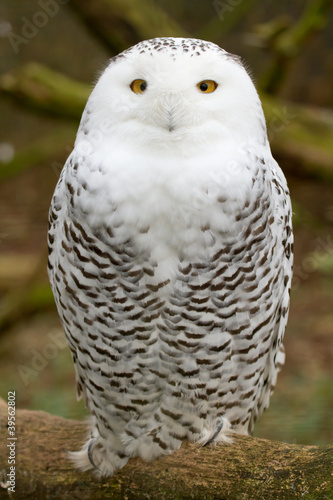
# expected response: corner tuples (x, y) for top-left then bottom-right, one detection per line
(113, 183), (250, 272)
(68, 142), (269, 273)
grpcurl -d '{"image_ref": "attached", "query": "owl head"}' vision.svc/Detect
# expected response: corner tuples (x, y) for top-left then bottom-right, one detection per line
(76, 38), (266, 155)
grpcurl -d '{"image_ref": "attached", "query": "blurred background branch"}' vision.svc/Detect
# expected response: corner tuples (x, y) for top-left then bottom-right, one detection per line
(0, 63), (90, 119)
(68, 0), (187, 53)
(0, 124), (76, 181)
(196, 0), (257, 42)
(254, 0), (333, 93)
(0, 251), (53, 333)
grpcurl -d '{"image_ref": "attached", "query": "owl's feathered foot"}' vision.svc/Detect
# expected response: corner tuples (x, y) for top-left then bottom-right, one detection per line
(197, 417), (233, 447)
(201, 418), (224, 447)
(68, 435), (129, 477)
(87, 438), (98, 469)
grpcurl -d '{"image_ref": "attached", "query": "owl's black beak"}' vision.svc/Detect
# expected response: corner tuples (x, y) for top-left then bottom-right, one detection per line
(167, 110), (175, 132)
(158, 92), (182, 132)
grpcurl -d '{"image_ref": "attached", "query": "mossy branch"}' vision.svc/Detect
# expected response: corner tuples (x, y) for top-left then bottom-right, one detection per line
(0, 400), (332, 499)
(0, 63), (90, 119)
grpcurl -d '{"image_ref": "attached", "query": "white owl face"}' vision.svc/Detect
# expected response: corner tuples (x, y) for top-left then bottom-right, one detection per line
(79, 38), (265, 153)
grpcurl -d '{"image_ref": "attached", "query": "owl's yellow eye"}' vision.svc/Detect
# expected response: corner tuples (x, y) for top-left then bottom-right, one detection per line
(130, 79), (147, 94)
(197, 80), (218, 93)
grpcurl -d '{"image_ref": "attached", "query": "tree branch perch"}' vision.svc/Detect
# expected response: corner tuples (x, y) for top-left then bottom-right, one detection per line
(0, 400), (332, 499)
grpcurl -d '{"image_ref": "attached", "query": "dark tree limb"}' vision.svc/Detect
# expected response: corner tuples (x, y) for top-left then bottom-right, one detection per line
(68, 0), (186, 54)
(0, 124), (76, 182)
(0, 399), (332, 499)
(261, 93), (333, 180)
(255, 0), (333, 94)
(0, 63), (90, 119)
(0, 250), (55, 334)
(195, 0), (256, 42)
(1, 63), (332, 181)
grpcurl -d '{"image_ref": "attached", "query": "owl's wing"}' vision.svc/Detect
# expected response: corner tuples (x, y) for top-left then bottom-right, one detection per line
(47, 153), (90, 404)
(249, 158), (293, 430)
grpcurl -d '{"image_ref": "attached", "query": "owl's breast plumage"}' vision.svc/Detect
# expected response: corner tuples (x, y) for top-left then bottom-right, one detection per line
(48, 142), (291, 446)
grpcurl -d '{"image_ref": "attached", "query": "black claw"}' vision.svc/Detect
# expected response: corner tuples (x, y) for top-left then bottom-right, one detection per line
(202, 419), (224, 447)
(88, 439), (98, 469)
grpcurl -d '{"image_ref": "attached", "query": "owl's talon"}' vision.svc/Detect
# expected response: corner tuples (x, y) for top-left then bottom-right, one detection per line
(202, 418), (224, 447)
(87, 439), (98, 469)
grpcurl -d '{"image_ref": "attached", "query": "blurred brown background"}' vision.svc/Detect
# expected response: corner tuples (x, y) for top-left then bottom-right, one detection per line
(0, 0), (332, 445)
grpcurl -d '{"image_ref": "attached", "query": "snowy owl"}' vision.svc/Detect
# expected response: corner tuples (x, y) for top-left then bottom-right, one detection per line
(48, 37), (293, 477)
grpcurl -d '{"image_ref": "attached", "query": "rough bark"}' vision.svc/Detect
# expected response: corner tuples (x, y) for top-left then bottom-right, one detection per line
(1, 63), (333, 181)
(0, 399), (332, 499)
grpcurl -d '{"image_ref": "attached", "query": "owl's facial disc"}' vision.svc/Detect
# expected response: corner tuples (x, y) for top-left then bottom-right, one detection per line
(89, 40), (264, 146)
(129, 76), (218, 133)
